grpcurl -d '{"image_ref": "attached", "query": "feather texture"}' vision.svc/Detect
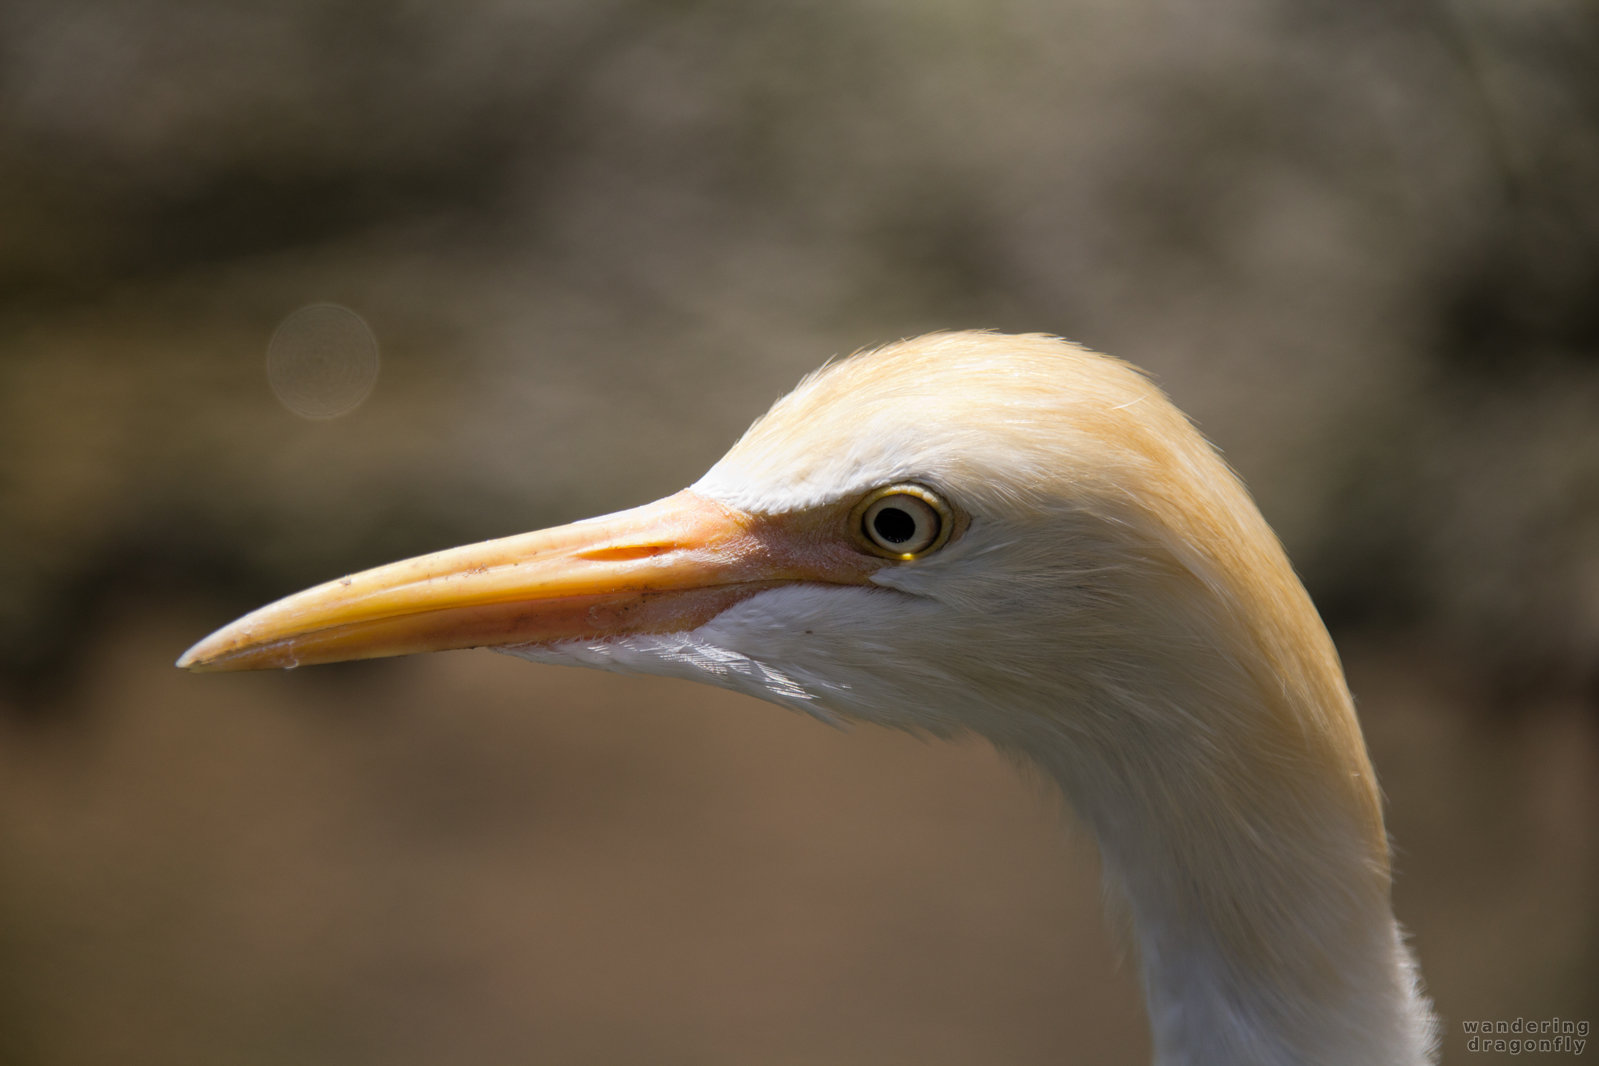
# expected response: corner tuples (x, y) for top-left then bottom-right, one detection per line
(522, 332), (1437, 1064)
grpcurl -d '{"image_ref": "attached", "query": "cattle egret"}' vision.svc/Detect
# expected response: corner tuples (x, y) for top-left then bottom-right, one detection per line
(180, 332), (1437, 1065)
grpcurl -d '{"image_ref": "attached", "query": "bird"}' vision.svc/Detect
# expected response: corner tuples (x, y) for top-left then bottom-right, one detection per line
(179, 331), (1437, 1065)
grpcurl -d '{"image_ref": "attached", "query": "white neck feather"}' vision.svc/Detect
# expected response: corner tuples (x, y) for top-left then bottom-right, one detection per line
(549, 562), (1443, 1064)
(1016, 714), (1437, 1066)
(534, 581), (1442, 1065)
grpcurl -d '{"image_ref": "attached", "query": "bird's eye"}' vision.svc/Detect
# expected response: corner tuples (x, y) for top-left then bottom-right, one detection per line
(852, 484), (953, 559)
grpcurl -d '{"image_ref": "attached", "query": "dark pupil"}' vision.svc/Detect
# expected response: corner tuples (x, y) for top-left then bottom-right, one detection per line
(872, 506), (918, 544)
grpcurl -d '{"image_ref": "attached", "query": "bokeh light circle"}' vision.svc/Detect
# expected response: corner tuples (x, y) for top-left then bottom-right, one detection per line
(266, 304), (380, 419)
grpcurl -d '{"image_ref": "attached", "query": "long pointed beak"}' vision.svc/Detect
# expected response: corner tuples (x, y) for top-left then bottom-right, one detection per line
(178, 490), (873, 672)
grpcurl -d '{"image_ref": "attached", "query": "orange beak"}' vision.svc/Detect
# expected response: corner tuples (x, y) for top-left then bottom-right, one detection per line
(177, 490), (877, 672)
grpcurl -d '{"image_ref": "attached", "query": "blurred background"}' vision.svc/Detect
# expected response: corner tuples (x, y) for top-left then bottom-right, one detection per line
(2, 0), (1596, 1062)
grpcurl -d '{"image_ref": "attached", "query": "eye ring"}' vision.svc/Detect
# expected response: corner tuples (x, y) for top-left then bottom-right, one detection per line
(850, 484), (953, 559)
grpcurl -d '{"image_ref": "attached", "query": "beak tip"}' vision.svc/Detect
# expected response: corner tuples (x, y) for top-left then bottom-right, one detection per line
(175, 642), (211, 671)
(177, 629), (241, 672)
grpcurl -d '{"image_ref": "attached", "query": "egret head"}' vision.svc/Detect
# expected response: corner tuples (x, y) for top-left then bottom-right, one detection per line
(180, 331), (1367, 809)
(178, 330), (1434, 1064)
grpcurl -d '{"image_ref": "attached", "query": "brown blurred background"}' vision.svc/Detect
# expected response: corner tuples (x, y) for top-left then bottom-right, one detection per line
(2, 1), (1596, 1063)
